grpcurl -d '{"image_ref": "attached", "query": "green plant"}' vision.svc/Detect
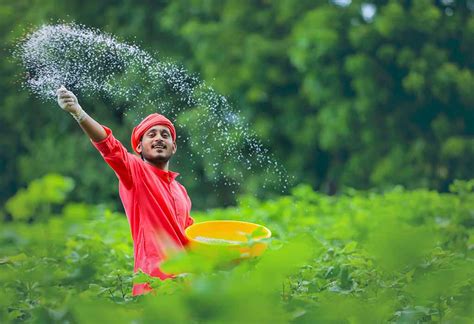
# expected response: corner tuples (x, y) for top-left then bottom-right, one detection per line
(1, 177), (473, 323)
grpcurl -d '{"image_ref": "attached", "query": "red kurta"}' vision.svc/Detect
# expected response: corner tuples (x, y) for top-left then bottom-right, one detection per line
(92, 126), (194, 296)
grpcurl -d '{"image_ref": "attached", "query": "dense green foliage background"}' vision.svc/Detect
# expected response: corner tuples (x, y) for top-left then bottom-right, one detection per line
(1, 0), (473, 210)
(1, 175), (473, 323)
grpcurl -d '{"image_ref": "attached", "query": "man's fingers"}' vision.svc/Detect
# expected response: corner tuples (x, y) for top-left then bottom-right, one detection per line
(58, 93), (74, 99)
(56, 85), (79, 112)
(60, 100), (75, 106)
(58, 97), (74, 104)
(56, 85), (69, 95)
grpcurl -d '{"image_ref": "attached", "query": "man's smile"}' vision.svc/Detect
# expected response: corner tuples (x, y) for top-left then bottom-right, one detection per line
(152, 143), (166, 150)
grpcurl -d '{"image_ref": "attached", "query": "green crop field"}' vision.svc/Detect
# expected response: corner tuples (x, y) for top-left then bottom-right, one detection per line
(1, 174), (473, 323)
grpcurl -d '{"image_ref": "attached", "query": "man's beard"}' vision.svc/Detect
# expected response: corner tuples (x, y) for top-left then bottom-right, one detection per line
(142, 151), (172, 164)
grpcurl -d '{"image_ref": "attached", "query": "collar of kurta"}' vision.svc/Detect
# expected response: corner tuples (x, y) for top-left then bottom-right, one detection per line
(144, 162), (179, 183)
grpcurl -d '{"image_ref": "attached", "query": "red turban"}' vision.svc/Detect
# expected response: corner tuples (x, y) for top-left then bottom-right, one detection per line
(131, 113), (176, 154)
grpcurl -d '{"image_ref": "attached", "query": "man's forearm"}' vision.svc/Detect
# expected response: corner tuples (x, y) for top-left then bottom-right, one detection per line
(56, 86), (108, 142)
(74, 110), (108, 142)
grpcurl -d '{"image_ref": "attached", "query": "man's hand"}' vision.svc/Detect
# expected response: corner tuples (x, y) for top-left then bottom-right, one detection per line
(56, 86), (86, 122)
(55, 85), (107, 141)
(56, 85), (82, 114)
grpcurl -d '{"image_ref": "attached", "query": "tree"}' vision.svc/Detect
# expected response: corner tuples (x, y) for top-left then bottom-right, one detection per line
(1, 0), (472, 212)
(157, 0), (474, 192)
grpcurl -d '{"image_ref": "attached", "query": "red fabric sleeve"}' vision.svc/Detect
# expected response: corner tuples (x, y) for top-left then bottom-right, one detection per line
(185, 215), (195, 228)
(91, 126), (134, 189)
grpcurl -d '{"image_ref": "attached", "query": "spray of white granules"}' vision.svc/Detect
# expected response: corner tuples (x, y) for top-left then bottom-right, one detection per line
(15, 23), (291, 193)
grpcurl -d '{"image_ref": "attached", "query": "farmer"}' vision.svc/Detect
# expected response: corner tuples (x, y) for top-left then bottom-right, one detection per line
(56, 85), (194, 296)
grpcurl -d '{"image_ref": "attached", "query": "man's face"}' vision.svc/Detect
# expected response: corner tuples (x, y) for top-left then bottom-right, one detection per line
(137, 125), (176, 164)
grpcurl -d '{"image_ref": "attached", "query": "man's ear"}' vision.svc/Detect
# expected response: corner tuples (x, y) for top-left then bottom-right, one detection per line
(136, 142), (142, 154)
(172, 141), (177, 154)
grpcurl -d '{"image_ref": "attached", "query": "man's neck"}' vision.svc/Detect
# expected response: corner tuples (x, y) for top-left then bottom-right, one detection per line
(144, 159), (169, 171)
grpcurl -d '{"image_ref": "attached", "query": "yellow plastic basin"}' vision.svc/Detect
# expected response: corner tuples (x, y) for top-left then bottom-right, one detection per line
(185, 220), (272, 258)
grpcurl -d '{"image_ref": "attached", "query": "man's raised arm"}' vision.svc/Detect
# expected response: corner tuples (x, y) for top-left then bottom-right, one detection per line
(56, 86), (107, 142)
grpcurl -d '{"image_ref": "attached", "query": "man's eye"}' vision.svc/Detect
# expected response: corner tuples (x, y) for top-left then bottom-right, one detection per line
(162, 133), (169, 138)
(148, 133), (155, 137)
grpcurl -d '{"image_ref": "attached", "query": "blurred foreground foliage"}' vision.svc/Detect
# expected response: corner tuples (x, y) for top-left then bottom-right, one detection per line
(1, 175), (473, 323)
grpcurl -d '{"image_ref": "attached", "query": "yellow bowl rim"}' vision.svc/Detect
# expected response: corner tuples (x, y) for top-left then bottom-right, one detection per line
(185, 220), (272, 246)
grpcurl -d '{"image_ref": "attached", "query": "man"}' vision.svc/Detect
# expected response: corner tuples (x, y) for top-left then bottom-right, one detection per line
(56, 86), (194, 296)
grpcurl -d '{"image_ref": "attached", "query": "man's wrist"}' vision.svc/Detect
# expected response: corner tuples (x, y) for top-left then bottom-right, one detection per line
(70, 106), (87, 123)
